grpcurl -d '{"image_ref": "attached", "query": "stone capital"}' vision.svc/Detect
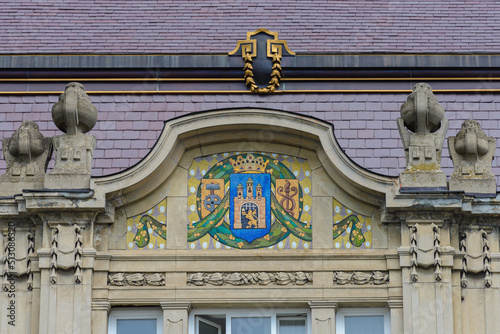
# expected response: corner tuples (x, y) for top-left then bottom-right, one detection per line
(160, 302), (192, 312)
(91, 300), (111, 312)
(308, 301), (339, 310)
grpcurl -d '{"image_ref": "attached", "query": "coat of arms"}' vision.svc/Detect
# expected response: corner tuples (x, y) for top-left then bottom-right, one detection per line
(188, 153), (311, 249)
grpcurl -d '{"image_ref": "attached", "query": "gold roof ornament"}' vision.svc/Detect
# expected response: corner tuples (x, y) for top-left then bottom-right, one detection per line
(229, 29), (295, 94)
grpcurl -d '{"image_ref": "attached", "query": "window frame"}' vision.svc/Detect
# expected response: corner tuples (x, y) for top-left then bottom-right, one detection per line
(189, 308), (311, 334)
(197, 316), (222, 334)
(108, 307), (163, 334)
(335, 307), (390, 334)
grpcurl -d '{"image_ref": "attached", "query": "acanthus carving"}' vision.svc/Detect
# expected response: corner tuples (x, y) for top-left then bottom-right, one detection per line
(50, 224), (84, 284)
(408, 223), (442, 282)
(460, 230), (492, 288)
(333, 271), (389, 285)
(186, 271), (312, 286)
(107, 273), (165, 286)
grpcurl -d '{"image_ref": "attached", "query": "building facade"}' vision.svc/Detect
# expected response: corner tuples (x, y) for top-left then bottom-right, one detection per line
(1, 2), (500, 334)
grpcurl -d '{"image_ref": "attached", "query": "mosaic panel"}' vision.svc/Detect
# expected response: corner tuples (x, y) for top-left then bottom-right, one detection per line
(187, 152), (312, 250)
(333, 198), (372, 249)
(126, 198), (167, 250)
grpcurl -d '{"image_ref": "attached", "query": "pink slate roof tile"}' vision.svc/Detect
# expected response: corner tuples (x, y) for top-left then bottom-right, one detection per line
(1, 1), (500, 54)
(1, 93), (500, 191)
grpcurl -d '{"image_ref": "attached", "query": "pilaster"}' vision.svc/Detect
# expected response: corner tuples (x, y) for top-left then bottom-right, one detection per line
(308, 301), (338, 334)
(92, 300), (111, 334)
(160, 302), (192, 334)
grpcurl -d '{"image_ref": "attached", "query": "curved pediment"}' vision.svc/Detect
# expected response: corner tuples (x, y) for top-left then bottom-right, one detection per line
(94, 108), (396, 207)
(93, 108), (397, 251)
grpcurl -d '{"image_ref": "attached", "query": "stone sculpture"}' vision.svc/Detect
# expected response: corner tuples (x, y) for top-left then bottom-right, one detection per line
(448, 120), (496, 194)
(397, 83), (448, 189)
(0, 121), (51, 196)
(44, 82), (97, 189)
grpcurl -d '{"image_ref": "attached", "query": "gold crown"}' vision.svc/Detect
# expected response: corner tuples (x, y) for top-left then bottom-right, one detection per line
(229, 153), (269, 173)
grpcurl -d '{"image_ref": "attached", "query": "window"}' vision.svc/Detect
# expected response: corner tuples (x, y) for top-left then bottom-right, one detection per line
(108, 307), (163, 334)
(189, 309), (309, 334)
(336, 308), (390, 334)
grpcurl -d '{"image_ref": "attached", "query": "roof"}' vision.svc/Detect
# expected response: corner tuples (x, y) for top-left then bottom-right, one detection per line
(1, 1), (499, 54)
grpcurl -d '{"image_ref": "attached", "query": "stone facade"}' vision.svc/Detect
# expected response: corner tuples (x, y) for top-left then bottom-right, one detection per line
(0, 83), (498, 334)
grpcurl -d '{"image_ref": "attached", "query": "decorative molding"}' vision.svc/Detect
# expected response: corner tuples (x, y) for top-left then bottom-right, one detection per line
(460, 232), (468, 288)
(50, 224), (84, 284)
(308, 301), (338, 310)
(187, 271), (312, 286)
(387, 299), (404, 309)
(160, 302), (192, 312)
(107, 272), (166, 286)
(333, 271), (389, 285)
(91, 300), (111, 312)
(2, 229), (35, 291)
(407, 223), (443, 282)
(460, 229), (492, 288)
(433, 224), (443, 281)
(242, 49), (282, 93)
(410, 226), (418, 282)
(482, 230), (492, 287)
(229, 29), (295, 94)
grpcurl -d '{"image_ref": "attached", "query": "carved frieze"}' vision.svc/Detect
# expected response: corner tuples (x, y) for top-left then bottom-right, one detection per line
(107, 272), (166, 286)
(187, 271), (312, 286)
(333, 271), (389, 285)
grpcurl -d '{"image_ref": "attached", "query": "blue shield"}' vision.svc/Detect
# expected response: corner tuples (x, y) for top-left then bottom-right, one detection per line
(230, 173), (271, 243)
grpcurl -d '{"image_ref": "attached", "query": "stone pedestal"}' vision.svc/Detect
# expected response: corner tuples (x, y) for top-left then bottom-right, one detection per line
(44, 133), (96, 189)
